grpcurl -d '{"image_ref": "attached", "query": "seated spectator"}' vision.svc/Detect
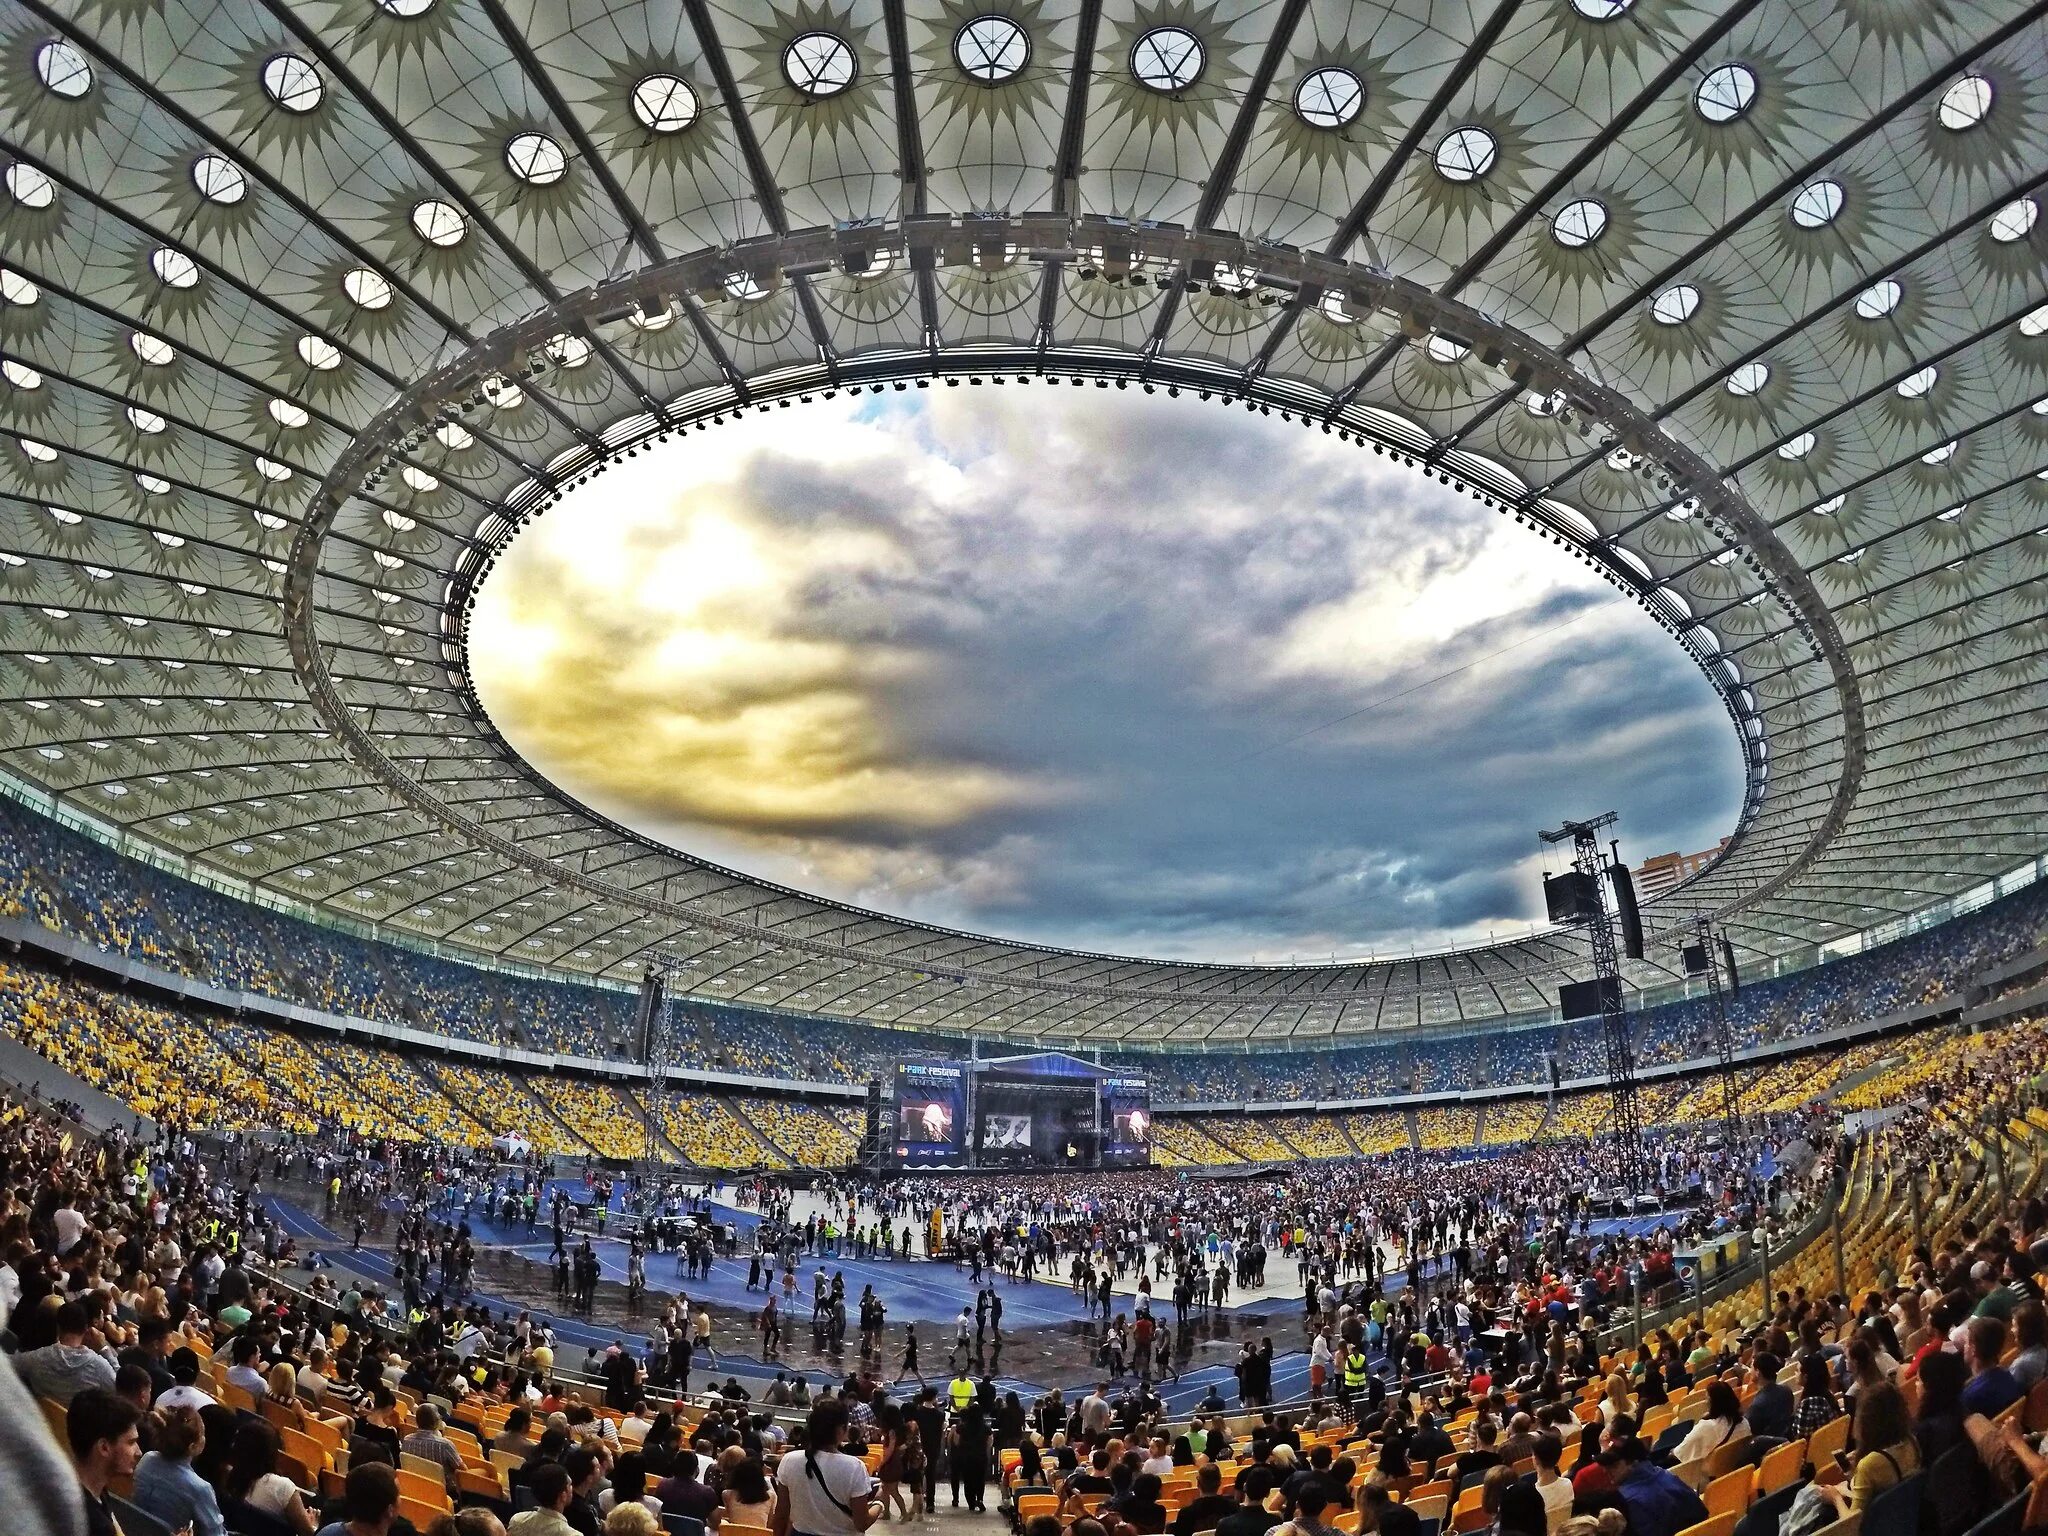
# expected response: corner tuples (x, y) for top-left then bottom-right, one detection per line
(316, 1462), (402, 1536)
(68, 1386), (144, 1536)
(1794, 1355), (1843, 1435)
(1744, 1353), (1794, 1440)
(1175, 1464), (1237, 1536)
(17, 1300), (118, 1405)
(495, 1406), (540, 1459)
(1815, 1383), (1918, 1520)
(133, 1406), (228, 1536)
(1531, 1434), (1571, 1535)
(1609, 1435), (1707, 1536)
(1914, 1350), (1970, 1468)
(403, 1402), (464, 1495)
(349, 1385), (403, 1468)
(1958, 1316), (2023, 1418)
(511, 1461), (578, 1536)
(220, 1418), (317, 1536)
(156, 1347), (216, 1413)
(1673, 1382), (1748, 1465)
(223, 1335), (269, 1400)
(2009, 1301), (2048, 1390)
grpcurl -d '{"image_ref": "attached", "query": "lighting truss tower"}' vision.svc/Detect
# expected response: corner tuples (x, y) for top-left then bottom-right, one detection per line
(639, 952), (690, 1166)
(1541, 812), (1650, 1197)
(1689, 914), (1745, 1151)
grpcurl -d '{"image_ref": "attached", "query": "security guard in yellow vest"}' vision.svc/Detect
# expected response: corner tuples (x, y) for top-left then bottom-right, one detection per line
(1340, 1346), (1369, 1411)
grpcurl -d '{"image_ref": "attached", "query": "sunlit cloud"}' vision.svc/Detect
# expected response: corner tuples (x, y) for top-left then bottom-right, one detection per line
(468, 390), (1739, 960)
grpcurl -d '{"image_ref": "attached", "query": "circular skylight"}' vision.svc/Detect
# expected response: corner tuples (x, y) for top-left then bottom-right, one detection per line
(630, 74), (699, 132)
(35, 40), (93, 99)
(1990, 197), (2038, 243)
(1725, 361), (1769, 396)
(1435, 125), (1498, 182)
(1938, 75), (1993, 130)
(1650, 283), (1700, 324)
(1131, 27), (1204, 92)
(783, 32), (858, 98)
(136, 472), (169, 494)
(403, 466), (440, 492)
(3, 359), (43, 389)
(1294, 67), (1364, 130)
(126, 405), (167, 434)
(546, 333), (592, 368)
(412, 199), (468, 246)
(376, 0), (437, 15)
(1552, 198), (1608, 247)
(1777, 431), (1815, 460)
(268, 399), (309, 429)
(483, 376), (524, 410)
(253, 455), (293, 482)
(436, 422), (473, 451)
(6, 163), (54, 209)
(343, 268), (393, 309)
(1921, 440), (1957, 464)
(297, 335), (343, 371)
(505, 132), (567, 186)
(129, 332), (176, 367)
(1425, 334), (1471, 364)
(261, 53), (324, 113)
(1854, 279), (1902, 319)
(1790, 180), (1844, 229)
(150, 247), (200, 289)
(2017, 303), (2048, 338)
(1896, 364), (1938, 398)
(1694, 63), (1757, 123)
(955, 16), (1030, 84)
(191, 154), (249, 205)
(1570, 0), (1633, 15)
(722, 272), (769, 303)
(1, 269), (41, 306)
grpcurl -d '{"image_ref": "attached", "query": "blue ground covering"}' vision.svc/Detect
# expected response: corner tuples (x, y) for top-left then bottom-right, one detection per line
(265, 1181), (1699, 1407)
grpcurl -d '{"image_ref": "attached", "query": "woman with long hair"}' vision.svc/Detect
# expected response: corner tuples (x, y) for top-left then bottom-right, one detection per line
(1818, 1383), (1919, 1519)
(600, 1451), (665, 1522)
(1914, 1349), (1969, 1467)
(1794, 1353), (1842, 1435)
(875, 1401), (915, 1522)
(217, 1418), (316, 1536)
(1597, 1373), (1632, 1425)
(1673, 1381), (1749, 1466)
(721, 1457), (774, 1527)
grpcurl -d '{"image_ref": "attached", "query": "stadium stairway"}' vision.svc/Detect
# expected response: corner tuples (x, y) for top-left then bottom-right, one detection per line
(1471, 1103), (1488, 1148)
(725, 1098), (798, 1165)
(1403, 1107), (1421, 1150)
(623, 1089), (691, 1162)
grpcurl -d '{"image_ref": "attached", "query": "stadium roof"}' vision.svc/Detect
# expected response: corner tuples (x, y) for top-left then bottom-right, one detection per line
(0, 0), (2043, 1046)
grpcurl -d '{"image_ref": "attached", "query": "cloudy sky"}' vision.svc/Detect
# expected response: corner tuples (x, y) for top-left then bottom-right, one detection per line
(467, 388), (1739, 962)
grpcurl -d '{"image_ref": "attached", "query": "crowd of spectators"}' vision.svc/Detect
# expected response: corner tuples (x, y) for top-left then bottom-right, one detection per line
(2, 793), (2046, 1118)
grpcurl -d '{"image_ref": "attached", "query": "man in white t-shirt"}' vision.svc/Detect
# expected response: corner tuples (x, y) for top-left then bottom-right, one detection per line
(774, 1402), (878, 1536)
